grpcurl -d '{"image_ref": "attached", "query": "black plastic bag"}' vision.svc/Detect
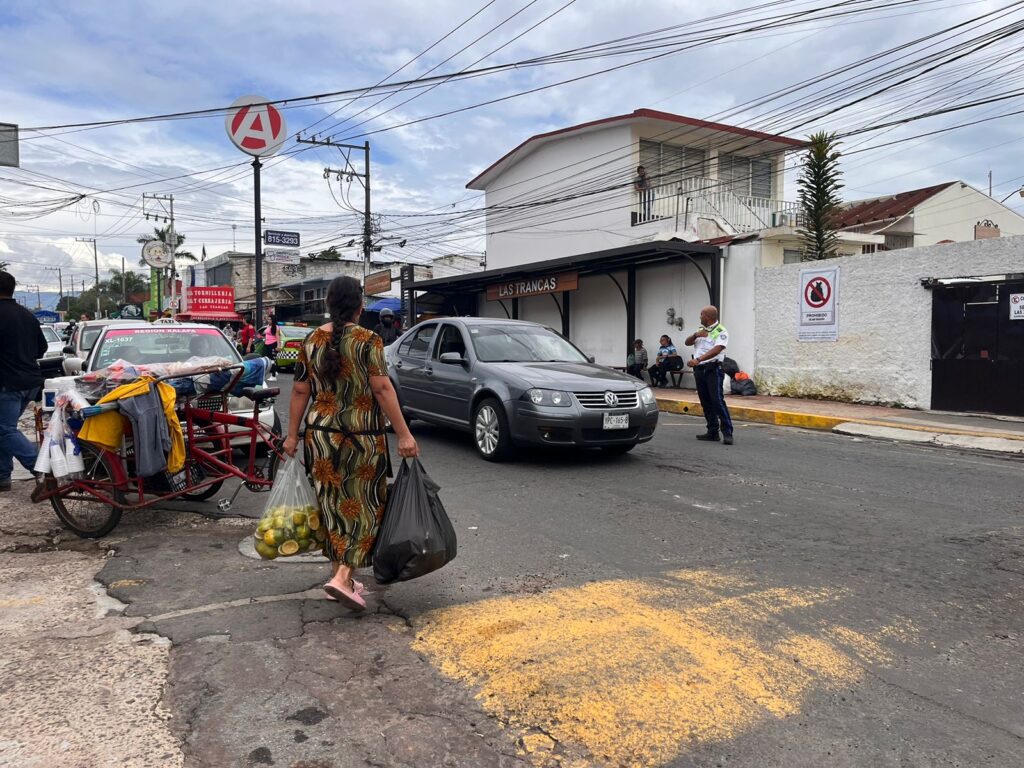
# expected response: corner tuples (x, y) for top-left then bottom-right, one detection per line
(731, 377), (758, 396)
(373, 459), (457, 584)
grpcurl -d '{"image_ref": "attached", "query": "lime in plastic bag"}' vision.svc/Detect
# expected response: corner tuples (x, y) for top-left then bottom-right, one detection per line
(253, 458), (324, 559)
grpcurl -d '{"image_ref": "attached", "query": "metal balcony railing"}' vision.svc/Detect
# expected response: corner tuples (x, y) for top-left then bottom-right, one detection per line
(632, 177), (801, 233)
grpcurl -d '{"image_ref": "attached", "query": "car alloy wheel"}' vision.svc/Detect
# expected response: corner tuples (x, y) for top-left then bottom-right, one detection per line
(475, 405), (499, 455)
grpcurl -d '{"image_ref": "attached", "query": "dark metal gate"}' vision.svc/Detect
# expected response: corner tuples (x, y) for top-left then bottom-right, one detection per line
(930, 277), (1024, 416)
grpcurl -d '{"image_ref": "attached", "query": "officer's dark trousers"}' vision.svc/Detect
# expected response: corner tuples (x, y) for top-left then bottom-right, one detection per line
(693, 362), (733, 437)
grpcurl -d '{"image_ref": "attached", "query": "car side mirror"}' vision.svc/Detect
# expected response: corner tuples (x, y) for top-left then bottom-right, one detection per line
(63, 357), (84, 375)
(586, 355), (596, 364)
(62, 345), (75, 355)
(439, 352), (466, 365)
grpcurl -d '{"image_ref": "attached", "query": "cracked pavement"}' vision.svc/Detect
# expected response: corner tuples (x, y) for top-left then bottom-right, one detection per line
(2, 378), (1024, 767)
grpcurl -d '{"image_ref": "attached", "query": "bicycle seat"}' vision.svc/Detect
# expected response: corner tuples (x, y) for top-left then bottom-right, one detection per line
(241, 387), (280, 402)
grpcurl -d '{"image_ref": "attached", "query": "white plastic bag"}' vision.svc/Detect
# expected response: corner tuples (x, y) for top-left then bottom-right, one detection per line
(252, 459), (323, 559)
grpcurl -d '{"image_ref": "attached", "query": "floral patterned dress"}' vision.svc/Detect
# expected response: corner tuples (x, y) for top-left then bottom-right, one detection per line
(294, 324), (389, 567)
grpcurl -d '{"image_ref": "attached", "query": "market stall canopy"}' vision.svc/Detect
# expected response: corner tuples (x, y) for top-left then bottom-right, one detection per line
(366, 297), (402, 313)
(174, 310), (242, 322)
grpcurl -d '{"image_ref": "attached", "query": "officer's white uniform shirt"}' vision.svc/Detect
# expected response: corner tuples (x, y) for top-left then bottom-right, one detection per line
(694, 323), (729, 364)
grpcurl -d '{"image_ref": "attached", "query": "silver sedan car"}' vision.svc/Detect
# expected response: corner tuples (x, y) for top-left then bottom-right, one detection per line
(387, 318), (659, 461)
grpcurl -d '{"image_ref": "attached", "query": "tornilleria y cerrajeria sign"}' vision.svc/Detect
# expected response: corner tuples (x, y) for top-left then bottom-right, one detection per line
(486, 272), (579, 301)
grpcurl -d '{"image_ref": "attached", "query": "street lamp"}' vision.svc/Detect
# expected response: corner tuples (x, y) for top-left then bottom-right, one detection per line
(999, 186), (1024, 203)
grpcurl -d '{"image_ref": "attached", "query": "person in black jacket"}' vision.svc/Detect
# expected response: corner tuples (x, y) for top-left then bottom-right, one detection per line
(372, 308), (400, 346)
(0, 272), (47, 491)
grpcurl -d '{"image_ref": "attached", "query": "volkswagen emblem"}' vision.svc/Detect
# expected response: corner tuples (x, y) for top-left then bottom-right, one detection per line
(604, 391), (619, 407)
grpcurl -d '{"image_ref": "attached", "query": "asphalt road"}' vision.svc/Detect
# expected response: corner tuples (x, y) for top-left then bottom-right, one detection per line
(96, 374), (1024, 767)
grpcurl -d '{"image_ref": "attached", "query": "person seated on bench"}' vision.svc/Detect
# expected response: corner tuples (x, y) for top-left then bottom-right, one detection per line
(626, 339), (648, 379)
(649, 335), (683, 387)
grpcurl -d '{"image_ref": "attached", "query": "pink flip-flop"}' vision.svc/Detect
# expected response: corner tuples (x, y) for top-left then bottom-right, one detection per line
(324, 580), (365, 601)
(323, 580), (366, 611)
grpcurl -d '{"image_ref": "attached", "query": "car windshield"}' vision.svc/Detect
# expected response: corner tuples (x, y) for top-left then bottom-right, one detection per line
(470, 325), (588, 363)
(91, 327), (240, 370)
(41, 326), (60, 343)
(279, 326), (312, 340)
(81, 326), (105, 351)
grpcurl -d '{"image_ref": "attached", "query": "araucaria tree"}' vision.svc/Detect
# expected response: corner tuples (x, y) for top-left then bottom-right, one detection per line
(797, 132), (844, 261)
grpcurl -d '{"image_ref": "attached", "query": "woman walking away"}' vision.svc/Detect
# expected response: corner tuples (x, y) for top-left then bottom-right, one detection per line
(282, 276), (418, 611)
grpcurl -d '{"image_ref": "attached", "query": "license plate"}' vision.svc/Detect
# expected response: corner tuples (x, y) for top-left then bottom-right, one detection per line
(603, 413), (629, 430)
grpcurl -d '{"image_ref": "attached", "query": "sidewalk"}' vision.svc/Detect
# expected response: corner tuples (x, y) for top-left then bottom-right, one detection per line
(655, 387), (1024, 456)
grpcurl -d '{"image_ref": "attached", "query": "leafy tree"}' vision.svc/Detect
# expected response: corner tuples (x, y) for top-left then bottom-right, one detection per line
(106, 268), (150, 302)
(797, 132), (844, 261)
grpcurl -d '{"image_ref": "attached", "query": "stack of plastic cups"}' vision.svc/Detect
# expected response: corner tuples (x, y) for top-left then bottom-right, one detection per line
(64, 436), (85, 476)
(49, 440), (69, 479)
(33, 440), (52, 475)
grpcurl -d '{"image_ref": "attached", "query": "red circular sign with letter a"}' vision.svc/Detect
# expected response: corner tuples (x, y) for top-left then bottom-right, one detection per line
(225, 95), (288, 157)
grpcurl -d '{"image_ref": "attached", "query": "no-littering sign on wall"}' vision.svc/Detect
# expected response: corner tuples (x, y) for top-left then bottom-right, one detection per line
(798, 266), (839, 342)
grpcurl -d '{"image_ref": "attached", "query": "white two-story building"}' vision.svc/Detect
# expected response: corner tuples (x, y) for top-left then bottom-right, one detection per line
(409, 109), (812, 369)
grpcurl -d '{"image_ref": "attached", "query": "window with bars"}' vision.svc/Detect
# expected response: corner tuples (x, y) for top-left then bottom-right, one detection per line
(638, 140), (707, 186)
(718, 153), (774, 199)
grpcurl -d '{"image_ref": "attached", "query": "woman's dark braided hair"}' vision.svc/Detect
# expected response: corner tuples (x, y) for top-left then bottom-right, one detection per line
(320, 276), (363, 380)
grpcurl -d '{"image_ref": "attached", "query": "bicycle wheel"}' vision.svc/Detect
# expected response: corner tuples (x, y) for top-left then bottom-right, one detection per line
(244, 449), (281, 492)
(51, 444), (125, 538)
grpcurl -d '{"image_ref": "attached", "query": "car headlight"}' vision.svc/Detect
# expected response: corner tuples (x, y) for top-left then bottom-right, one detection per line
(638, 386), (656, 405)
(525, 388), (572, 407)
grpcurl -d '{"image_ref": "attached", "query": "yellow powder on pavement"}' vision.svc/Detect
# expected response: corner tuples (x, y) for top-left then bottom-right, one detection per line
(413, 570), (899, 768)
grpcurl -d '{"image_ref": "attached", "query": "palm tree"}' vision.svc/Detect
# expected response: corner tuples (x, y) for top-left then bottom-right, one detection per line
(137, 225), (197, 267)
(797, 132), (844, 261)
(106, 268), (150, 302)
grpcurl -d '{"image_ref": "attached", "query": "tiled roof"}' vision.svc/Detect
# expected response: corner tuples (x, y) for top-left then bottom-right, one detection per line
(835, 182), (956, 229)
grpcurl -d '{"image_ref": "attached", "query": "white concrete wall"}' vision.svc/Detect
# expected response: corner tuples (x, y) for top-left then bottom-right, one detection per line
(754, 235), (1024, 408)
(518, 293), (565, 334)
(571, 273), (628, 365)
(721, 242), (758, 372)
(912, 183), (1024, 245)
(482, 124), (636, 269)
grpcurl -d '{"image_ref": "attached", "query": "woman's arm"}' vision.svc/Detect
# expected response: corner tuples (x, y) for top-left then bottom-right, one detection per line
(370, 375), (419, 458)
(282, 380), (311, 457)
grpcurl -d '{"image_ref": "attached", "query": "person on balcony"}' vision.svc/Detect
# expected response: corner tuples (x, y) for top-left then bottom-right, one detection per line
(635, 165), (654, 222)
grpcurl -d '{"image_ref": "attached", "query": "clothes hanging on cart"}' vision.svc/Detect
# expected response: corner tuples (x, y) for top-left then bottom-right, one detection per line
(77, 378), (185, 475)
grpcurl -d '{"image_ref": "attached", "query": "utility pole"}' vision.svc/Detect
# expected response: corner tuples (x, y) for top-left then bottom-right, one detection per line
(297, 136), (373, 297)
(45, 266), (63, 314)
(143, 193), (177, 315)
(121, 256), (126, 306)
(75, 237), (100, 318)
(253, 159), (263, 326)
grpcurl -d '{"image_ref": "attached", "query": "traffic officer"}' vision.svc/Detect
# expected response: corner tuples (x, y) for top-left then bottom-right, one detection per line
(685, 305), (734, 445)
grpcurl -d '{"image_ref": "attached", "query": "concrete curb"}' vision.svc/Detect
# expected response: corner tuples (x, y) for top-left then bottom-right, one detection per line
(833, 422), (1024, 456)
(657, 397), (1024, 447)
(657, 398), (846, 431)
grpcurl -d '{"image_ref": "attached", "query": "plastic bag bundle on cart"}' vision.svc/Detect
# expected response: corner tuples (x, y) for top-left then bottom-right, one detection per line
(205, 358), (269, 396)
(35, 390), (90, 478)
(252, 459), (324, 560)
(373, 459), (457, 584)
(76, 356), (234, 400)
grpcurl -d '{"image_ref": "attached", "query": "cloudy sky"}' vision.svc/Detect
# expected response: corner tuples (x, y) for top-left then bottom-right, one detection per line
(1, 0), (1022, 299)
